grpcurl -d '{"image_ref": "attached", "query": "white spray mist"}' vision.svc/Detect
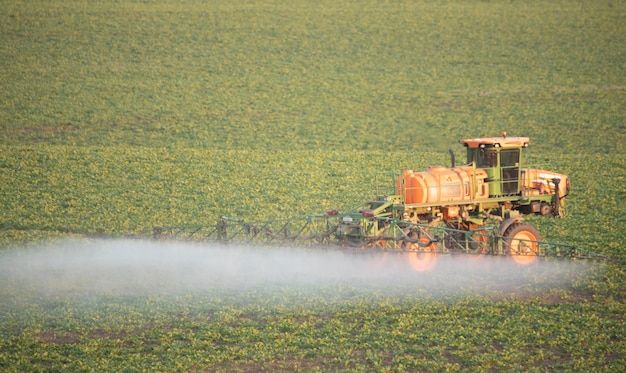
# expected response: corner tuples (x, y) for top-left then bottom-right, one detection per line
(0, 239), (599, 300)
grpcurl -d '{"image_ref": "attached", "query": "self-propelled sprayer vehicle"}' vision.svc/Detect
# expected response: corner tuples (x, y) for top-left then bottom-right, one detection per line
(154, 133), (602, 270)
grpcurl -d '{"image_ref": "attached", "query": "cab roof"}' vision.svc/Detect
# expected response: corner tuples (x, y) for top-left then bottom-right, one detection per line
(461, 136), (529, 149)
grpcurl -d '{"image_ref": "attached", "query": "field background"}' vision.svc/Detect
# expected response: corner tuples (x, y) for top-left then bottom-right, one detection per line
(1, 0), (624, 371)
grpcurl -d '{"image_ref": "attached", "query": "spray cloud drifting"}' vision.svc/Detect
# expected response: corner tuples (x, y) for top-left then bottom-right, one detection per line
(0, 239), (599, 300)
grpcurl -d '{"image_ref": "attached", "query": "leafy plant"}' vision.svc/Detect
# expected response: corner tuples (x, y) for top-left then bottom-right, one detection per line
(0, 0), (624, 371)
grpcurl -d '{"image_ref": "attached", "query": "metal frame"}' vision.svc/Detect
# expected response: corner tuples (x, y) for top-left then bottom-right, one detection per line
(152, 215), (605, 261)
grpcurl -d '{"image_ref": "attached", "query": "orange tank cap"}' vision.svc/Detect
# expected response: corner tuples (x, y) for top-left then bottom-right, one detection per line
(461, 136), (529, 148)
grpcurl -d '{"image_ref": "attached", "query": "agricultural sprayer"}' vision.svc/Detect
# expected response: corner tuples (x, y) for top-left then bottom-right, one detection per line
(154, 133), (604, 270)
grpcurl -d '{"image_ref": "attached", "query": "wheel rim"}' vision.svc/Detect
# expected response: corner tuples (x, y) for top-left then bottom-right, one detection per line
(510, 230), (538, 265)
(408, 251), (437, 271)
(406, 234), (438, 271)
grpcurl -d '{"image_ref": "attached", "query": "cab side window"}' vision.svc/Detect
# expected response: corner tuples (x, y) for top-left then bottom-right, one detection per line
(500, 149), (520, 167)
(479, 149), (497, 167)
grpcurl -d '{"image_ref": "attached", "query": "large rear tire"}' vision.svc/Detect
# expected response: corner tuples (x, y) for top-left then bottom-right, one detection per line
(503, 223), (541, 265)
(404, 226), (439, 272)
(407, 251), (437, 272)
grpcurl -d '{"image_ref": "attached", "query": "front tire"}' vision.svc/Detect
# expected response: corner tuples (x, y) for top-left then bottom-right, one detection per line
(503, 223), (541, 265)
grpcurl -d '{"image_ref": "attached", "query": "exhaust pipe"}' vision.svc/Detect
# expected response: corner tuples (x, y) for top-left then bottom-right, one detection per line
(552, 178), (562, 217)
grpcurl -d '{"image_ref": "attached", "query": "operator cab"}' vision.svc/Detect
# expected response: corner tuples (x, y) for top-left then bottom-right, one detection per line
(461, 133), (529, 197)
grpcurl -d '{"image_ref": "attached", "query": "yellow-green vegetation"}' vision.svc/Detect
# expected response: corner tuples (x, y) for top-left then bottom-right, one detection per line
(1, 0), (624, 371)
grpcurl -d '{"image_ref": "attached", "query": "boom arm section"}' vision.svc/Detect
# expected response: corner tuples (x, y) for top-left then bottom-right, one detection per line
(152, 215), (605, 262)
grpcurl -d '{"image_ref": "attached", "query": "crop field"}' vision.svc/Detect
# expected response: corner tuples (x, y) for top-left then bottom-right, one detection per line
(1, 0), (625, 371)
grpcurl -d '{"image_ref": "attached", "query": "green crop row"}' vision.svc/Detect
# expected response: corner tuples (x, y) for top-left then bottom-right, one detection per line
(0, 286), (624, 372)
(0, 145), (441, 234)
(1, 0), (624, 371)
(1, 0), (624, 154)
(1, 143), (624, 371)
(1, 145), (623, 258)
